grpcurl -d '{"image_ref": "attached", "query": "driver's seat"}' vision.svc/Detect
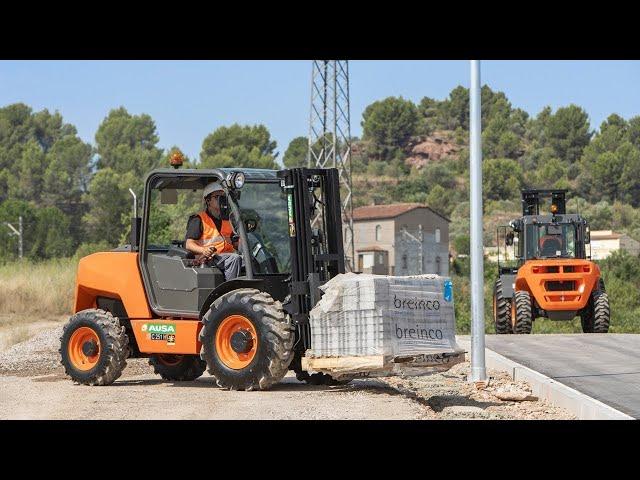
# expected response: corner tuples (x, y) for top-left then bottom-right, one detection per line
(540, 236), (562, 256)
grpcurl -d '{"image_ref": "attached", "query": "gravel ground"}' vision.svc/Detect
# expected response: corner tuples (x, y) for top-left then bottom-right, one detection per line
(0, 326), (575, 420)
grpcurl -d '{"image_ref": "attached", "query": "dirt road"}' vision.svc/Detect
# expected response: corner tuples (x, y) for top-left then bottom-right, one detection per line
(0, 325), (574, 420)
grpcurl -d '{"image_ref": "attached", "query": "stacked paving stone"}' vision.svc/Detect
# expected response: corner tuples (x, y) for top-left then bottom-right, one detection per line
(308, 273), (459, 358)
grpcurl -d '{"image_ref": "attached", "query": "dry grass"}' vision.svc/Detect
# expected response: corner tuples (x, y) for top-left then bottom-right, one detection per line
(0, 259), (77, 317)
(4, 325), (30, 348)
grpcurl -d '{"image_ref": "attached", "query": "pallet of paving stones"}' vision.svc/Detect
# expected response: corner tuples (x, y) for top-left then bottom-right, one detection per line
(306, 272), (464, 377)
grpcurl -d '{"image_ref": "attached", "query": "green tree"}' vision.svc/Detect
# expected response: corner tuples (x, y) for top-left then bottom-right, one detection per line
(579, 115), (640, 205)
(30, 206), (73, 258)
(443, 86), (469, 130)
(9, 140), (47, 202)
(283, 136), (308, 168)
(200, 124), (278, 169)
(0, 200), (36, 261)
(532, 157), (569, 189)
(483, 158), (523, 201)
(82, 168), (138, 246)
(426, 184), (452, 217)
(628, 116), (640, 149)
(0, 104), (92, 253)
(94, 107), (163, 176)
(416, 96), (439, 135)
(361, 97), (418, 161)
(453, 234), (470, 255)
(543, 105), (592, 163)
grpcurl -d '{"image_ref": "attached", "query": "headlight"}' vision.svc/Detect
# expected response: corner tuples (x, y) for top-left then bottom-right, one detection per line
(233, 172), (245, 189)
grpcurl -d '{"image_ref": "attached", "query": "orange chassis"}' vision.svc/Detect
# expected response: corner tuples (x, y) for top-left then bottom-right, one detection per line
(73, 251), (202, 356)
(514, 258), (600, 316)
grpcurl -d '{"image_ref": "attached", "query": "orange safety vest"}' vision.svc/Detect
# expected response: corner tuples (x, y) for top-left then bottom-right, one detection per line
(195, 211), (236, 253)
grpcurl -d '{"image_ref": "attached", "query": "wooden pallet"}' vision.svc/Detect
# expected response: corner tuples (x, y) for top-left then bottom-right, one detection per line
(301, 355), (388, 375)
(301, 351), (466, 378)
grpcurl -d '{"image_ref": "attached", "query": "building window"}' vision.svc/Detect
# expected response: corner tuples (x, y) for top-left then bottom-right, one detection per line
(435, 228), (441, 244)
(362, 253), (374, 269)
(436, 256), (441, 275)
(402, 254), (408, 270)
(375, 224), (382, 242)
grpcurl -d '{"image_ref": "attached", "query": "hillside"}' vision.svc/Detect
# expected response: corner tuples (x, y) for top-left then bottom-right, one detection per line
(349, 90), (640, 254)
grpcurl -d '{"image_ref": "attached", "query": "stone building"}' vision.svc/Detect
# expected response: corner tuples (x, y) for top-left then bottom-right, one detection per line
(589, 230), (640, 259)
(351, 203), (450, 276)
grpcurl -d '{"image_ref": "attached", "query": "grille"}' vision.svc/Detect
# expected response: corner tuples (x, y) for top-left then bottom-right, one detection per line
(545, 281), (576, 292)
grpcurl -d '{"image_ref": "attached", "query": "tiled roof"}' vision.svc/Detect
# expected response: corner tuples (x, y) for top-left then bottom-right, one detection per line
(351, 203), (450, 222)
(356, 245), (388, 252)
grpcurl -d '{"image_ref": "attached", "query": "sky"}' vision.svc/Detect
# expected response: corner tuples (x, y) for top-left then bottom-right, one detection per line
(0, 60), (638, 163)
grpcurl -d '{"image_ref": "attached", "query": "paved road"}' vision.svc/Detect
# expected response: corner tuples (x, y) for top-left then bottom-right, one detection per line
(483, 334), (640, 418)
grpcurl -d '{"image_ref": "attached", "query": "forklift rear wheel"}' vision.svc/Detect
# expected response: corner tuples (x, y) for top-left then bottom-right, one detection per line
(200, 289), (294, 391)
(59, 309), (129, 386)
(512, 291), (533, 334)
(581, 284), (610, 333)
(493, 279), (512, 334)
(149, 354), (207, 381)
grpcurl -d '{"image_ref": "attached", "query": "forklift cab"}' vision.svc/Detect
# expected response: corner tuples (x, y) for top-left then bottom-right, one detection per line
(137, 169), (291, 318)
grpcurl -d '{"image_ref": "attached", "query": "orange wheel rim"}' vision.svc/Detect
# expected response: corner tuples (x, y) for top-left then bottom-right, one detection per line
(157, 354), (184, 366)
(68, 327), (101, 371)
(511, 301), (516, 328)
(215, 315), (258, 370)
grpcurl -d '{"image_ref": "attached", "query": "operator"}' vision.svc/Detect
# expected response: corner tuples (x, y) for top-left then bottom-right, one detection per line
(185, 181), (243, 281)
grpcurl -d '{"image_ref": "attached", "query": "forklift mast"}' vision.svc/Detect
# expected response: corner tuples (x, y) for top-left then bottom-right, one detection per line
(277, 167), (346, 349)
(521, 189), (567, 216)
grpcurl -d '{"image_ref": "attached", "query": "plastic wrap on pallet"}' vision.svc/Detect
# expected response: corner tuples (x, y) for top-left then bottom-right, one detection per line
(308, 273), (461, 358)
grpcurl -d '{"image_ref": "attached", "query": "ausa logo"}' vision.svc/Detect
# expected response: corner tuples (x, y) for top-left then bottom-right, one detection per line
(141, 323), (176, 334)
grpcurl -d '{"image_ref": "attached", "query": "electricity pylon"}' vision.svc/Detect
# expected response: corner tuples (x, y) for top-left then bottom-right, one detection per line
(308, 60), (354, 271)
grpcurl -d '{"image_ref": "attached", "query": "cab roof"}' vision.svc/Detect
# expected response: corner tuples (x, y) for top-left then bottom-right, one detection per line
(146, 168), (280, 190)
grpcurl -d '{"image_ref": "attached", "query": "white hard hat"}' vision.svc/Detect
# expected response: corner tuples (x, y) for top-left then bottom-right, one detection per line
(203, 181), (224, 199)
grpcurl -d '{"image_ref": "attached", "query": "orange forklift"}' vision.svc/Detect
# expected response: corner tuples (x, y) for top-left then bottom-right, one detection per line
(493, 189), (610, 334)
(60, 165), (348, 389)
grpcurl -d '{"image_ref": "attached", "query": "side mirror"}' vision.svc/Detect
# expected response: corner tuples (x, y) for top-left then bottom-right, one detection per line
(245, 219), (257, 233)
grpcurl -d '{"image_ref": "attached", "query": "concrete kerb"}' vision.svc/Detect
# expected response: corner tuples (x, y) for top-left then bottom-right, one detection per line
(456, 337), (634, 420)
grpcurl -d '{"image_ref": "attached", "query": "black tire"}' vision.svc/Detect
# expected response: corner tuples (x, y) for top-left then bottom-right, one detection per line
(59, 309), (129, 386)
(593, 292), (611, 333)
(581, 282), (610, 333)
(149, 354), (207, 381)
(199, 288), (294, 391)
(598, 278), (606, 293)
(290, 352), (353, 386)
(513, 291), (533, 334)
(493, 279), (512, 334)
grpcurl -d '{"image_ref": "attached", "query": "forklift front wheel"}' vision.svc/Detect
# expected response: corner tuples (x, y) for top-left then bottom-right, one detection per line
(200, 289), (294, 391)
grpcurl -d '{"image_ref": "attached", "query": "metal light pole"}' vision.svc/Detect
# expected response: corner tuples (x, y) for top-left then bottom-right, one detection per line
(4, 216), (23, 260)
(469, 60), (487, 382)
(18, 216), (23, 259)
